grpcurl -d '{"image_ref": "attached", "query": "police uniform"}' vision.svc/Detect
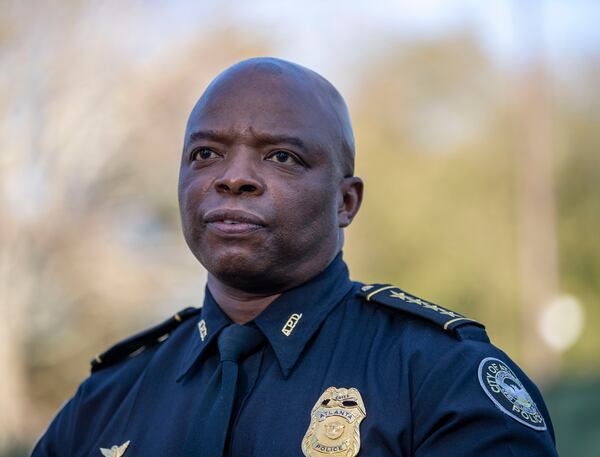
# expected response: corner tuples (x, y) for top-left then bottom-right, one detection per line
(33, 254), (559, 456)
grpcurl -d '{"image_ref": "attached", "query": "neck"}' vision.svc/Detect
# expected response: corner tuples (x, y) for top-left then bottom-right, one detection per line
(207, 274), (281, 324)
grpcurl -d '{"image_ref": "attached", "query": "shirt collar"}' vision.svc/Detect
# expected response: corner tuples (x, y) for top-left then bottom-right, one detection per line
(177, 252), (353, 381)
(254, 253), (353, 378)
(176, 289), (231, 382)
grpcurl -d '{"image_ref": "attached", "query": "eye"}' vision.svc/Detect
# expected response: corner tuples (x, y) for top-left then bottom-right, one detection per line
(342, 400), (358, 407)
(265, 150), (301, 165)
(191, 147), (219, 161)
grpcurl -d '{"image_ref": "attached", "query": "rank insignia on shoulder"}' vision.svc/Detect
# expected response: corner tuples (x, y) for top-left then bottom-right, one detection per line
(91, 307), (201, 372)
(100, 440), (130, 457)
(359, 284), (486, 338)
(478, 357), (547, 431)
(302, 387), (366, 457)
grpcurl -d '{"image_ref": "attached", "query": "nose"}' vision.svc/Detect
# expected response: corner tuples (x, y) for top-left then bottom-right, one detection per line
(213, 151), (265, 196)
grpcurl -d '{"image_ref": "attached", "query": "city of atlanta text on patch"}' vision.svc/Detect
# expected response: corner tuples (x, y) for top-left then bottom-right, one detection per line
(478, 357), (547, 431)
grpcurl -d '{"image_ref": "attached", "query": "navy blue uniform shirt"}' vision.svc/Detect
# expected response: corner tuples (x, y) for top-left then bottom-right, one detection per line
(33, 254), (559, 456)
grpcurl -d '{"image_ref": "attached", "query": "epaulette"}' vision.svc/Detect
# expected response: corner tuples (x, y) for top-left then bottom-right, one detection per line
(90, 307), (201, 373)
(359, 284), (488, 342)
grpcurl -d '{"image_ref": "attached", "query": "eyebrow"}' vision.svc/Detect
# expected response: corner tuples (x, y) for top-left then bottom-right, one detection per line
(187, 129), (307, 151)
(187, 130), (229, 144)
(253, 133), (306, 150)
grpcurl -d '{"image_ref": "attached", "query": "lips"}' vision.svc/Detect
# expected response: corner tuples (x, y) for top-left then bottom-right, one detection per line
(203, 209), (266, 235)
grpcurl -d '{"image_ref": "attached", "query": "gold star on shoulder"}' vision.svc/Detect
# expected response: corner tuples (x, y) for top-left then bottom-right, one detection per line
(389, 290), (461, 318)
(100, 440), (130, 457)
(389, 290), (407, 301)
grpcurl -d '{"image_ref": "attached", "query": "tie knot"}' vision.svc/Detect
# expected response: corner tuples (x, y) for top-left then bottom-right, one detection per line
(217, 324), (265, 363)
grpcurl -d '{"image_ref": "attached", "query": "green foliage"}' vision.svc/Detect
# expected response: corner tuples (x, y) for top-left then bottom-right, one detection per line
(556, 107), (600, 373)
(345, 37), (600, 376)
(544, 377), (600, 457)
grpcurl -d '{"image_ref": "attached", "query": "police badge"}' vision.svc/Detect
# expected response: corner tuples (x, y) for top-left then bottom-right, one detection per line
(302, 387), (366, 457)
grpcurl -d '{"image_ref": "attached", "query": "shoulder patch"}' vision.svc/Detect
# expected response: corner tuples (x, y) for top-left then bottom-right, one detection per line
(90, 307), (201, 373)
(478, 357), (547, 430)
(359, 284), (487, 341)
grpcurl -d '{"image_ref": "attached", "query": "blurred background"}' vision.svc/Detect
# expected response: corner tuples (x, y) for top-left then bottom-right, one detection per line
(1, 0), (598, 455)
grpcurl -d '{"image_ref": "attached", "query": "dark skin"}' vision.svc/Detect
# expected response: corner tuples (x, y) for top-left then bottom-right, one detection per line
(178, 58), (363, 324)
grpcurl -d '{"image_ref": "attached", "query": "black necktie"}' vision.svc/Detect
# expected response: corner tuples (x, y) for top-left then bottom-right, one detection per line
(180, 324), (265, 457)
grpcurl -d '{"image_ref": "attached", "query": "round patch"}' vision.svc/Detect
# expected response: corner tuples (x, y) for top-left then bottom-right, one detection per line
(478, 357), (547, 431)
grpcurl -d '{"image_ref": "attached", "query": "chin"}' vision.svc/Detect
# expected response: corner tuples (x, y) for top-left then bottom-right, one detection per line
(200, 247), (280, 291)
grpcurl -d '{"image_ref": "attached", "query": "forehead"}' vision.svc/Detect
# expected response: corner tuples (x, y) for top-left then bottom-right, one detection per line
(185, 70), (338, 150)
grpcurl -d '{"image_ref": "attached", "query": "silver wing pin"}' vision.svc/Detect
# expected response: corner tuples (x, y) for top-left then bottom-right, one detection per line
(99, 440), (130, 457)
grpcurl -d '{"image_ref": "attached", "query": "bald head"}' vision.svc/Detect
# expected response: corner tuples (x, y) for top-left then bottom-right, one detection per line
(186, 57), (356, 176)
(178, 57), (364, 294)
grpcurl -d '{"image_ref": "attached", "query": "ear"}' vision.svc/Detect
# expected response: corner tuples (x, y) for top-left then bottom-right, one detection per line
(338, 176), (364, 228)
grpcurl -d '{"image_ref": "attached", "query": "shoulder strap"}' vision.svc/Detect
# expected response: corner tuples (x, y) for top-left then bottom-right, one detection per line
(359, 284), (489, 342)
(90, 307), (201, 372)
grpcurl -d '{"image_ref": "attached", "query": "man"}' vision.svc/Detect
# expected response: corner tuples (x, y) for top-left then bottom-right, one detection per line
(33, 57), (559, 456)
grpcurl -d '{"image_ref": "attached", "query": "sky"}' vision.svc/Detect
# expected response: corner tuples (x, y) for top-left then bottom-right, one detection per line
(82, 2), (598, 61)
(74, 0), (600, 100)
(156, 1), (599, 65)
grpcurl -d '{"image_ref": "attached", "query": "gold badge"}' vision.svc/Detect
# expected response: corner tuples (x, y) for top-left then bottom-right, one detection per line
(100, 440), (130, 457)
(302, 387), (366, 457)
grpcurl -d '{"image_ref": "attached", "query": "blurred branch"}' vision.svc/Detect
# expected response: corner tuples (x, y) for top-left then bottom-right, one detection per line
(513, 0), (560, 382)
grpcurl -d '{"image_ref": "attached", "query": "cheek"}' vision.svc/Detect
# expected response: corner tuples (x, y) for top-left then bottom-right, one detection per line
(275, 181), (338, 231)
(179, 190), (213, 265)
(179, 173), (211, 210)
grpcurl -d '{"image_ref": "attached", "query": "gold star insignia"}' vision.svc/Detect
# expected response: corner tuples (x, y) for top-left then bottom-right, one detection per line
(390, 290), (462, 318)
(389, 290), (407, 300)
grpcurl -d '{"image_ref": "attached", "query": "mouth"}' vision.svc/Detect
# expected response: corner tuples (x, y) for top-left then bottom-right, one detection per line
(203, 209), (266, 235)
